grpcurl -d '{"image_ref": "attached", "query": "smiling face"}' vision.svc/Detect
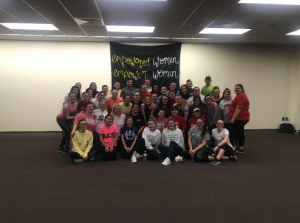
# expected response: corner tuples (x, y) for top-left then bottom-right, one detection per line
(153, 85), (159, 92)
(98, 92), (105, 101)
(148, 121), (156, 131)
(175, 95), (182, 105)
(187, 81), (192, 88)
(161, 96), (168, 105)
(167, 120), (175, 130)
(87, 89), (93, 97)
(114, 105), (122, 115)
(141, 85), (147, 94)
(127, 80), (133, 88)
(235, 85), (242, 94)
(69, 93), (76, 102)
(194, 97), (200, 105)
(79, 120), (87, 131)
(73, 88), (79, 95)
(171, 109), (178, 117)
(105, 116), (112, 125)
(112, 91), (118, 99)
(91, 83), (96, 90)
(193, 88), (200, 96)
(145, 79), (151, 87)
(134, 92), (140, 101)
(169, 92), (175, 100)
(158, 110), (165, 119)
(193, 110), (201, 118)
(126, 118), (133, 127)
(114, 82), (120, 90)
(204, 96), (212, 105)
(99, 101), (106, 111)
(224, 91), (231, 100)
(152, 93), (158, 102)
(145, 96), (151, 105)
(170, 83), (176, 90)
(213, 89), (220, 98)
(196, 118), (204, 130)
(124, 95), (130, 103)
(86, 103), (94, 114)
(216, 120), (224, 130)
(102, 86), (108, 94)
(76, 83), (82, 90)
(161, 86), (167, 95)
(132, 104), (139, 113)
(205, 79), (211, 86)
(82, 93), (89, 102)
(181, 86), (187, 94)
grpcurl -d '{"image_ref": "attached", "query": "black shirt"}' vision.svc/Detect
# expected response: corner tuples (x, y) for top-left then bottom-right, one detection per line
(132, 113), (146, 131)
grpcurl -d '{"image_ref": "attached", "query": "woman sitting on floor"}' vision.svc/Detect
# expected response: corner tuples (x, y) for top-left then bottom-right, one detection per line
(185, 117), (215, 163)
(210, 120), (237, 166)
(70, 119), (100, 163)
(120, 116), (139, 159)
(131, 118), (161, 163)
(99, 115), (119, 161)
(158, 118), (185, 166)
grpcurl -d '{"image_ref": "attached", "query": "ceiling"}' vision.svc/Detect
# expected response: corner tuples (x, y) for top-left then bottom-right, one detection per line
(0, 0), (300, 44)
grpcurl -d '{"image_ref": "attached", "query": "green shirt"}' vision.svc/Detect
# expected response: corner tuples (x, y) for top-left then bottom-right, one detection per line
(201, 84), (215, 97)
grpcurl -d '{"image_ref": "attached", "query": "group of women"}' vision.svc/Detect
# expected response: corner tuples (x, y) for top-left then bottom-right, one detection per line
(56, 79), (250, 166)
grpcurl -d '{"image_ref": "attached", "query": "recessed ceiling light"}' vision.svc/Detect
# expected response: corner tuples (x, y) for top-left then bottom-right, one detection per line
(151, 37), (170, 39)
(239, 0), (300, 5)
(286, 30), (300, 35)
(90, 36), (109, 38)
(106, 25), (155, 33)
(132, 37), (151, 39)
(172, 38), (190, 39)
(46, 35), (67, 37)
(192, 38), (209, 40)
(67, 35), (87, 37)
(199, 28), (250, 34)
(0, 23), (58, 30)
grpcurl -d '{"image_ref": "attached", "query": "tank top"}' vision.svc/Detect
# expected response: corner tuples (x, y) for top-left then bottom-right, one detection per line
(207, 102), (222, 125)
(57, 102), (77, 121)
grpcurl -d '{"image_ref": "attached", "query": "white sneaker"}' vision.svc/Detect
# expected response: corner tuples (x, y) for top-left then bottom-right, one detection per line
(162, 158), (171, 166)
(135, 153), (141, 158)
(175, 155), (183, 162)
(131, 155), (137, 163)
(74, 159), (83, 164)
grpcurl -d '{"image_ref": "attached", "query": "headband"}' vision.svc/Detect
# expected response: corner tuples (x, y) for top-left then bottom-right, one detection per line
(112, 89), (118, 93)
(198, 117), (206, 125)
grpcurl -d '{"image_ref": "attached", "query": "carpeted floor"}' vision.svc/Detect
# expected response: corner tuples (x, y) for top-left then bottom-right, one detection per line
(0, 131), (299, 223)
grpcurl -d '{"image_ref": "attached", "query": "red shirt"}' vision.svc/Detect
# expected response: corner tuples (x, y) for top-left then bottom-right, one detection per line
(74, 113), (96, 133)
(230, 92), (250, 120)
(76, 101), (94, 113)
(106, 97), (123, 111)
(188, 117), (197, 129)
(171, 115), (187, 138)
(141, 92), (152, 100)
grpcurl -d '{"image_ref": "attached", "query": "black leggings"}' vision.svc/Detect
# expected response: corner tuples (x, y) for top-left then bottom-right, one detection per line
(183, 145), (209, 160)
(233, 120), (249, 147)
(69, 146), (101, 161)
(218, 144), (235, 157)
(158, 141), (183, 160)
(122, 138), (158, 160)
(101, 146), (118, 161)
(224, 123), (235, 145)
(56, 116), (73, 149)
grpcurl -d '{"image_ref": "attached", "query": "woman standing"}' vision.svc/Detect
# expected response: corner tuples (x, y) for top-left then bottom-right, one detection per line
(188, 95), (207, 119)
(93, 100), (108, 150)
(158, 118), (185, 166)
(120, 116), (138, 159)
(219, 88), (235, 145)
(157, 86), (168, 102)
(139, 84), (152, 100)
(69, 119), (99, 163)
(61, 86), (81, 111)
(210, 120), (237, 165)
(108, 82), (121, 96)
(141, 95), (155, 123)
(99, 115), (119, 161)
(154, 109), (168, 133)
(131, 119), (161, 163)
(204, 95), (222, 131)
(153, 95), (172, 118)
(92, 91), (106, 109)
(131, 103), (146, 137)
(75, 82), (83, 97)
(230, 84), (250, 153)
(57, 92), (78, 153)
(185, 117), (215, 163)
(211, 86), (223, 105)
(179, 84), (190, 101)
(131, 92), (144, 112)
(106, 89), (123, 114)
(87, 82), (98, 98)
(173, 95), (188, 122)
(77, 92), (94, 113)
(119, 95), (132, 115)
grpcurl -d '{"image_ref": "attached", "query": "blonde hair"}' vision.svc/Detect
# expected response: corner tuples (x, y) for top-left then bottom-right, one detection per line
(166, 118), (175, 131)
(143, 95), (155, 109)
(175, 95), (187, 110)
(110, 104), (122, 117)
(138, 84), (147, 100)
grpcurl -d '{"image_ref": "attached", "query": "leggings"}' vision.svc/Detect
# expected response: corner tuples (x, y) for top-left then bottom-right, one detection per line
(69, 146), (101, 161)
(224, 123), (235, 145)
(218, 143), (235, 157)
(121, 138), (158, 160)
(101, 146), (118, 161)
(56, 116), (73, 149)
(183, 145), (209, 160)
(233, 120), (249, 147)
(158, 141), (183, 160)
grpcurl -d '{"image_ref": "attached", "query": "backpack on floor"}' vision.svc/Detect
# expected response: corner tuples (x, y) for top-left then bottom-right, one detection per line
(279, 123), (295, 133)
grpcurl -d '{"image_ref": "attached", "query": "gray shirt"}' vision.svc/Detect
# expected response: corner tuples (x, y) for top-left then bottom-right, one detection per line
(120, 87), (137, 101)
(188, 126), (210, 149)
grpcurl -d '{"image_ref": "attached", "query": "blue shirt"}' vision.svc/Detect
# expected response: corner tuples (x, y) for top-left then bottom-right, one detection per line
(120, 126), (138, 147)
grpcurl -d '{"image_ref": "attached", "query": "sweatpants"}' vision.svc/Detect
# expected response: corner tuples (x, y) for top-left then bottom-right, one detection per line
(224, 123), (235, 145)
(233, 120), (249, 147)
(56, 116), (73, 149)
(219, 143), (235, 157)
(158, 141), (183, 160)
(69, 146), (101, 161)
(101, 146), (118, 161)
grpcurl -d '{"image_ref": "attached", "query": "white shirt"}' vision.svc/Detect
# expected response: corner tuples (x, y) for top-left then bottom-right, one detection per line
(142, 127), (161, 151)
(212, 128), (234, 149)
(187, 95), (205, 107)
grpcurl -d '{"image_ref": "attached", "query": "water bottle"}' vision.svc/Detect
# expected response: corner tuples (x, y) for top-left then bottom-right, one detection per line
(143, 151), (147, 161)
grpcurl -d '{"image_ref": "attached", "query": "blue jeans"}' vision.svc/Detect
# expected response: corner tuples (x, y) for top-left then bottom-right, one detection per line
(158, 141), (183, 160)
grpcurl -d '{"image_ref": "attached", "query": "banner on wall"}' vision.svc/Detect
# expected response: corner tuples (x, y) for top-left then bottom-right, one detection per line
(110, 42), (182, 90)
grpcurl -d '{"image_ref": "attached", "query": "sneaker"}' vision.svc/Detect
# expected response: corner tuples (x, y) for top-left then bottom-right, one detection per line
(135, 153), (141, 158)
(74, 159), (84, 164)
(175, 156), (183, 162)
(89, 157), (95, 161)
(238, 149), (244, 154)
(57, 147), (66, 153)
(229, 155), (237, 162)
(210, 159), (221, 166)
(162, 158), (171, 166)
(131, 155), (137, 163)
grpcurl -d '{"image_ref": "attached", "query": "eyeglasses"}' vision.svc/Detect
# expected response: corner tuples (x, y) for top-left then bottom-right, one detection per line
(80, 123), (87, 126)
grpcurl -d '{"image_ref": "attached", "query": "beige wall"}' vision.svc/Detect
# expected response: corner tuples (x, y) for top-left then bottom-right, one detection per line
(0, 40), (297, 131)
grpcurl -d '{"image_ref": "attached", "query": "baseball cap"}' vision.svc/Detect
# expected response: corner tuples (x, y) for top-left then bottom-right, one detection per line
(193, 108), (201, 113)
(205, 76), (211, 80)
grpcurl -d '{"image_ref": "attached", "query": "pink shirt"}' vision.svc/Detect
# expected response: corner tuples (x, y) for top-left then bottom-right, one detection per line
(154, 117), (168, 133)
(98, 124), (119, 147)
(74, 113), (96, 133)
(57, 102), (77, 121)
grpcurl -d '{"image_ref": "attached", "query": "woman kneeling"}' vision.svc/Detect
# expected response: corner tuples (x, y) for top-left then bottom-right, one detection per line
(131, 119), (161, 163)
(70, 119), (98, 163)
(158, 118), (185, 166)
(210, 120), (237, 166)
